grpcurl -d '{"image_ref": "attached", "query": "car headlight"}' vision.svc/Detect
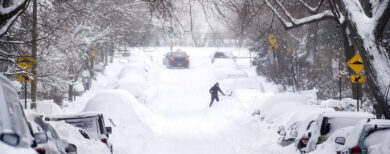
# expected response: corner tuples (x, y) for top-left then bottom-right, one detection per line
(1, 133), (20, 146)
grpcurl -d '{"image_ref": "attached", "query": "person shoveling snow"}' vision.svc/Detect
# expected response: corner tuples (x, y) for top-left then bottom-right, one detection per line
(209, 82), (230, 107)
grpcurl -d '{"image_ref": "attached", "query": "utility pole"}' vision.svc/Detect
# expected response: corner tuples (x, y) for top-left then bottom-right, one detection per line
(31, 0), (38, 109)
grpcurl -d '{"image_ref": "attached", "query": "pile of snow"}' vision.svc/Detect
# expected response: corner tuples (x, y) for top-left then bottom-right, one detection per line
(0, 142), (36, 154)
(320, 98), (373, 112)
(82, 89), (155, 154)
(113, 52), (157, 104)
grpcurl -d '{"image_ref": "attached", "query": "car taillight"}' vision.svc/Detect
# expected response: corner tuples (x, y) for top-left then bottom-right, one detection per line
(101, 138), (108, 145)
(35, 148), (46, 154)
(170, 57), (174, 62)
(336, 151), (341, 154)
(185, 57), (189, 62)
(351, 145), (361, 154)
(301, 134), (309, 145)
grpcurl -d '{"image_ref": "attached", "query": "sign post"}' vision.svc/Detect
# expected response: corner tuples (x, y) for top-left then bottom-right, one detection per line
(268, 34), (280, 82)
(16, 52), (36, 109)
(347, 53), (365, 111)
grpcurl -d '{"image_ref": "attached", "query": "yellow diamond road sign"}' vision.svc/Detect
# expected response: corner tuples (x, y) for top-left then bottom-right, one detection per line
(17, 73), (34, 82)
(350, 74), (366, 83)
(16, 52), (36, 71)
(347, 53), (364, 74)
(91, 45), (98, 55)
(268, 34), (277, 45)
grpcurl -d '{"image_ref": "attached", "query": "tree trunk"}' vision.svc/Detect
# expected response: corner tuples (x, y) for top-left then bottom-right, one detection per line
(305, 22), (318, 64)
(335, 0), (390, 118)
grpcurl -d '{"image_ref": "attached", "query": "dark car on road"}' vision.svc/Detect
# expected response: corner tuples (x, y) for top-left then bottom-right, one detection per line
(163, 50), (189, 68)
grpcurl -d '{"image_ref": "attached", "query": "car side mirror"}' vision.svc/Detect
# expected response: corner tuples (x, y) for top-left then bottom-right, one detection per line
(308, 132), (312, 138)
(0, 133), (20, 146)
(34, 132), (48, 144)
(290, 130), (298, 138)
(65, 143), (77, 154)
(106, 127), (112, 134)
(335, 137), (346, 145)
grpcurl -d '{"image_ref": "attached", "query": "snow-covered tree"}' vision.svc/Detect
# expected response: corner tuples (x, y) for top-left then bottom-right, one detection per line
(265, 0), (390, 118)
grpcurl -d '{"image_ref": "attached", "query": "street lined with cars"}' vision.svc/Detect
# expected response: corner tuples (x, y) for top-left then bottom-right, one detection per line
(1, 48), (390, 154)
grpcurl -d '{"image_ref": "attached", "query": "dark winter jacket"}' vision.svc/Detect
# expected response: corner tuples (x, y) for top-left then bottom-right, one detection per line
(209, 85), (224, 96)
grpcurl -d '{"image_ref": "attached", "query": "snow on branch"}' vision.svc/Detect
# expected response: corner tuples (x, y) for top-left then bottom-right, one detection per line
(265, 0), (334, 29)
(298, 0), (325, 13)
(0, 0), (30, 36)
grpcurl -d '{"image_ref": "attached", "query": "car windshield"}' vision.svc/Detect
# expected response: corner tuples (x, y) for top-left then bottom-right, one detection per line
(214, 52), (230, 58)
(172, 52), (186, 57)
(63, 117), (99, 139)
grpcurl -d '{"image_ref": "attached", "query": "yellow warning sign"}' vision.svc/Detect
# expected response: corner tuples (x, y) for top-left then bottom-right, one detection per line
(350, 74), (366, 83)
(16, 52), (36, 71)
(17, 73), (34, 82)
(91, 45), (98, 55)
(347, 53), (364, 74)
(268, 34), (277, 45)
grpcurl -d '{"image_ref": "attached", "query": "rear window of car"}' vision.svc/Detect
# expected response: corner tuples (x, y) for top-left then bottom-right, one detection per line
(213, 52), (229, 58)
(172, 52), (186, 57)
(326, 117), (368, 135)
(364, 128), (390, 150)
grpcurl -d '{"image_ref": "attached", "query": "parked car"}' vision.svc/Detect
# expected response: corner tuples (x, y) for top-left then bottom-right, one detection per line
(0, 74), (37, 148)
(219, 77), (265, 93)
(335, 119), (390, 154)
(26, 113), (77, 154)
(293, 111), (375, 153)
(277, 121), (301, 147)
(45, 113), (113, 153)
(163, 50), (189, 68)
(211, 51), (235, 63)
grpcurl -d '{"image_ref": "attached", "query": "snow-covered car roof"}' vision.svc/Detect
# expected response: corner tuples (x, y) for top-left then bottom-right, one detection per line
(340, 119), (390, 152)
(321, 111), (375, 118)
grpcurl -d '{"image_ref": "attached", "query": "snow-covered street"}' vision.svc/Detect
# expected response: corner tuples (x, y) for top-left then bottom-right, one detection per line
(54, 47), (303, 154)
(2, 1), (390, 154)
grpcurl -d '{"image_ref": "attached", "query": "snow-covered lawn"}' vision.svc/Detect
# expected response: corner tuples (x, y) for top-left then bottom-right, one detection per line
(21, 47), (376, 154)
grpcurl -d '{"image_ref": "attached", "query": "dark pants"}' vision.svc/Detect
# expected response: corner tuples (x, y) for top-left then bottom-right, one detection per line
(209, 95), (219, 107)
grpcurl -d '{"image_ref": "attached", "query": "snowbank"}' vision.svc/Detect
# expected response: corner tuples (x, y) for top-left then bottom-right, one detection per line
(0, 142), (36, 154)
(82, 89), (155, 154)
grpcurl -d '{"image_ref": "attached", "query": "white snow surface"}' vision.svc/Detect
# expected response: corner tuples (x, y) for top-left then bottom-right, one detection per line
(20, 47), (381, 154)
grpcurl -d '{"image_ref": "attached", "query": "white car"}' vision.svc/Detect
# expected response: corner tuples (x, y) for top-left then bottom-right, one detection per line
(335, 119), (390, 154)
(211, 51), (235, 63)
(0, 74), (36, 149)
(219, 77), (264, 93)
(26, 113), (77, 154)
(293, 111), (375, 153)
(45, 113), (113, 153)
